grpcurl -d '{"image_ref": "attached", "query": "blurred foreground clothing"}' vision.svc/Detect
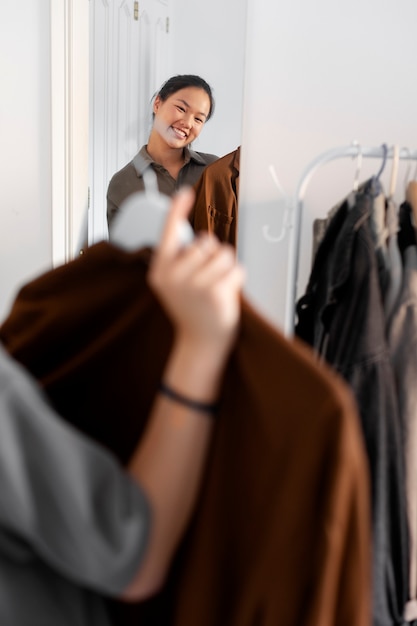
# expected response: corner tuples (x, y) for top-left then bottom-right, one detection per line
(0, 344), (150, 626)
(0, 241), (371, 626)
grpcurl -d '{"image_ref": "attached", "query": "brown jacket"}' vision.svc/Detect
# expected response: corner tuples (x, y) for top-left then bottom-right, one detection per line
(0, 241), (371, 626)
(190, 146), (240, 246)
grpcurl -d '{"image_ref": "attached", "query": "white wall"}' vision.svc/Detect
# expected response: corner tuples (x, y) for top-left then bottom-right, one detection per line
(169, 0), (247, 158)
(238, 0), (417, 333)
(0, 0), (52, 321)
(6, 0), (414, 334)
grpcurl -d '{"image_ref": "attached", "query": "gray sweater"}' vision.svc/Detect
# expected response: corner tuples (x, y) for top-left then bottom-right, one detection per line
(0, 344), (150, 625)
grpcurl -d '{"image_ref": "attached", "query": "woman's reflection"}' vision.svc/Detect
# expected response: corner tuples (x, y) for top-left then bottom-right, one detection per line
(106, 74), (218, 232)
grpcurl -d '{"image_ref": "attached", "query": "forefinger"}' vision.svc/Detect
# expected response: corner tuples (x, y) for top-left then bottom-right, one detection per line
(157, 186), (196, 260)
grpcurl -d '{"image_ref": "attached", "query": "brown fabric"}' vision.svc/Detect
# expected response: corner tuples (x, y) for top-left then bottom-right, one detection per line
(0, 241), (371, 626)
(190, 146), (240, 246)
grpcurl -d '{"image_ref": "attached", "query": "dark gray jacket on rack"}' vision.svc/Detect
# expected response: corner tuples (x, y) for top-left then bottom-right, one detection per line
(296, 181), (409, 626)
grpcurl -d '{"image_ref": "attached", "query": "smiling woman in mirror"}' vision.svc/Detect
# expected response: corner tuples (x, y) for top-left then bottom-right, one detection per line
(107, 74), (218, 232)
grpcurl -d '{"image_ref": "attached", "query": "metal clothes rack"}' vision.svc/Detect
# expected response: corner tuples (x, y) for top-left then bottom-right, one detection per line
(284, 144), (417, 336)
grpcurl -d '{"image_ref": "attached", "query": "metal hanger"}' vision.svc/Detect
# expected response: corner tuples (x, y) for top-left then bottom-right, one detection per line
(375, 143), (388, 181)
(388, 145), (400, 200)
(352, 142), (363, 192)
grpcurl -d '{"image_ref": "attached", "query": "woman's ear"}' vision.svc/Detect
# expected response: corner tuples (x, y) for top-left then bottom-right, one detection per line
(153, 95), (161, 114)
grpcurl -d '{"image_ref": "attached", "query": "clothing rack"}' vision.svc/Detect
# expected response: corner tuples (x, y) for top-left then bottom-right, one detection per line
(284, 144), (417, 336)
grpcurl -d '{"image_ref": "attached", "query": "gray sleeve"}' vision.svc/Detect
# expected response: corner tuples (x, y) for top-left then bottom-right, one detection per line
(0, 345), (151, 595)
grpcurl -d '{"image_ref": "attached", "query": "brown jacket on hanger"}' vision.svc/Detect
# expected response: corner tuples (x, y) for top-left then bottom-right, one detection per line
(189, 146), (240, 246)
(0, 241), (371, 626)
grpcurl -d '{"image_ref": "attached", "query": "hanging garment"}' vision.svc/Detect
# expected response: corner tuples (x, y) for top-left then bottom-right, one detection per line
(0, 241), (371, 626)
(387, 207), (417, 622)
(367, 184), (403, 322)
(383, 197), (403, 322)
(295, 184), (409, 626)
(189, 146), (240, 246)
(368, 183), (392, 300)
(311, 192), (354, 262)
(398, 200), (417, 258)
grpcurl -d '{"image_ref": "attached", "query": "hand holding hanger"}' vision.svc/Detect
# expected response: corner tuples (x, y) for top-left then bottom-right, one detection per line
(110, 168), (194, 251)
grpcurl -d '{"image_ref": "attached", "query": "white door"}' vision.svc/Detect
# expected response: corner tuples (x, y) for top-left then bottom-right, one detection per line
(89, 0), (170, 244)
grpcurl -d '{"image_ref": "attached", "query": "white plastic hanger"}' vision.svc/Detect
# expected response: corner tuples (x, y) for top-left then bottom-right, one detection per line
(402, 147), (413, 194)
(388, 144), (400, 200)
(109, 168), (194, 251)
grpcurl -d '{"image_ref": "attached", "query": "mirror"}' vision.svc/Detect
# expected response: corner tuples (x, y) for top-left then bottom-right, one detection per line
(88, 0), (247, 244)
(0, 0), (247, 322)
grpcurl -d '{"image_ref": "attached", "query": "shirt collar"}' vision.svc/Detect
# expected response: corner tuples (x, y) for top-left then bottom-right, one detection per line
(132, 145), (206, 177)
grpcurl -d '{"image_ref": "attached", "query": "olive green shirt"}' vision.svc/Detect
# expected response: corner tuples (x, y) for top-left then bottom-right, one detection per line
(107, 145), (218, 231)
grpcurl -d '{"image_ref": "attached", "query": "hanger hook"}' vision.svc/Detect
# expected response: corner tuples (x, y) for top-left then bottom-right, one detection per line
(262, 206), (291, 243)
(142, 167), (159, 196)
(352, 142), (362, 191)
(375, 143), (388, 180)
(402, 147), (412, 193)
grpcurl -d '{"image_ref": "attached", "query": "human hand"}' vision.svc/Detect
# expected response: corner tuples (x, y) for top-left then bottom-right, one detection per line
(148, 187), (245, 359)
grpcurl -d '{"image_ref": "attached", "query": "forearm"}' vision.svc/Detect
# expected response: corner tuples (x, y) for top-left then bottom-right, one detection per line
(122, 337), (228, 601)
(121, 186), (244, 600)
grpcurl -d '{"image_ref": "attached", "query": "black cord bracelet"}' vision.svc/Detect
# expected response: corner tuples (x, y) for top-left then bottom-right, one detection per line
(158, 382), (219, 416)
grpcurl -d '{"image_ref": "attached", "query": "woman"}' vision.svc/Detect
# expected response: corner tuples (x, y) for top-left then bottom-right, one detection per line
(107, 74), (218, 231)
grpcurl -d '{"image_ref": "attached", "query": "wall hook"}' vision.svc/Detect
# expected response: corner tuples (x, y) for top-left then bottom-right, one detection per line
(262, 164), (292, 243)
